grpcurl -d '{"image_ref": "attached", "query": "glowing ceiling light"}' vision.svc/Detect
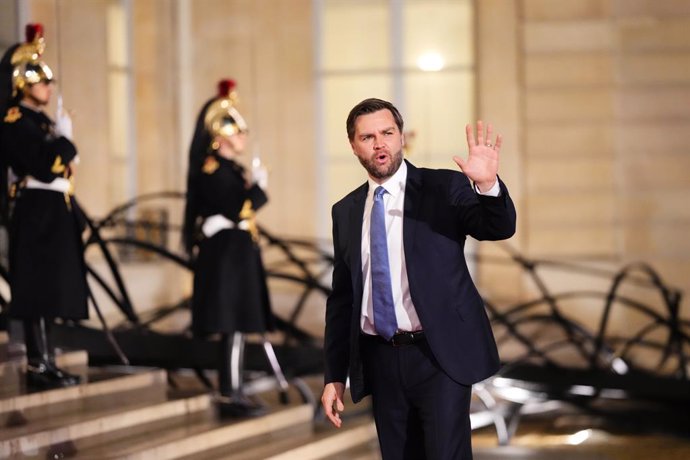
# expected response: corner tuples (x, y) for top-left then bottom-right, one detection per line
(417, 51), (445, 72)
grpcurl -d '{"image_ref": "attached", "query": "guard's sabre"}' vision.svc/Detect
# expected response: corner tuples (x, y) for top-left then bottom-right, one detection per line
(53, 0), (64, 114)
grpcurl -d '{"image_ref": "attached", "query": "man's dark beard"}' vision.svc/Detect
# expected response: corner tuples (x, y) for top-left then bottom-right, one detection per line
(358, 149), (403, 180)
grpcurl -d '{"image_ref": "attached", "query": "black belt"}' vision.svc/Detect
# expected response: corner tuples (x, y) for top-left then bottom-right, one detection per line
(367, 330), (425, 347)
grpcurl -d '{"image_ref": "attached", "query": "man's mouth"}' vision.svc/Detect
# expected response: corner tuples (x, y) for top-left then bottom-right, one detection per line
(374, 153), (389, 164)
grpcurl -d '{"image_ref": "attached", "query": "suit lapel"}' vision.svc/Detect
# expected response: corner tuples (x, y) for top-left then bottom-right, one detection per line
(403, 160), (422, 252)
(348, 183), (368, 300)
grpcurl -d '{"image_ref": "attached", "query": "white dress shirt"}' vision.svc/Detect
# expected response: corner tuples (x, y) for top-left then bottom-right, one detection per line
(359, 161), (500, 336)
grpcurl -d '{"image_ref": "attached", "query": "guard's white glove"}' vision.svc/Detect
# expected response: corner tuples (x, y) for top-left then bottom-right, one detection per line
(54, 96), (73, 140)
(253, 164), (268, 190)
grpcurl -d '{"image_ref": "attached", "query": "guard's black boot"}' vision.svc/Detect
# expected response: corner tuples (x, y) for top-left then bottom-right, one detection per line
(215, 333), (266, 418)
(216, 393), (267, 418)
(26, 360), (79, 389)
(46, 361), (81, 386)
(24, 319), (80, 390)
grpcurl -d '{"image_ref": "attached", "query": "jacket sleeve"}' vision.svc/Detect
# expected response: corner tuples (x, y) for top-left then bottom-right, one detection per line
(245, 183), (268, 211)
(2, 114), (77, 182)
(449, 173), (517, 241)
(323, 205), (353, 385)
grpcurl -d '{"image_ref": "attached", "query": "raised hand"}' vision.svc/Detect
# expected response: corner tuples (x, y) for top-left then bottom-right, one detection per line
(54, 94), (74, 140)
(252, 161), (269, 190)
(453, 120), (501, 192)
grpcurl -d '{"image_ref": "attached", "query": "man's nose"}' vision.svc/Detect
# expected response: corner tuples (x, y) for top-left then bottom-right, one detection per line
(373, 136), (384, 149)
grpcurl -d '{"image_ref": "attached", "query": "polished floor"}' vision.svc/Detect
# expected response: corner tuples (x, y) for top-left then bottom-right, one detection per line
(332, 398), (690, 460)
(472, 410), (690, 460)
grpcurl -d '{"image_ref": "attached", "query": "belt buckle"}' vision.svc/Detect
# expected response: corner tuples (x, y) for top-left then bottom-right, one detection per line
(390, 331), (410, 347)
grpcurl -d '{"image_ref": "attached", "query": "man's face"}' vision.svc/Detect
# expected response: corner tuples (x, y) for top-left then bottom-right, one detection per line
(350, 109), (404, 183)
(24, 81), (52, 106)
(216, 131), (248, 157)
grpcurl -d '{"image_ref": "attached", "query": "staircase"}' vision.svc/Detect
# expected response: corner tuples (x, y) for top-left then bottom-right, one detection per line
(0, 330), (379, 459)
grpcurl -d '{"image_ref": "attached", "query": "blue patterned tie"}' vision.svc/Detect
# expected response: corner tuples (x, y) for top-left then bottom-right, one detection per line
(370, 186), (397, 340)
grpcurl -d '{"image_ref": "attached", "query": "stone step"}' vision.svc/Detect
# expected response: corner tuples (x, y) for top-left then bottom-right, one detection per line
(1, 378), (168, 440)
(0, 368), (166, 421)
(189, 423), (315, 460)
(334, 441), (382, 460)
(263, 421), (378, 460)
(1, 391), (211, 458)
(0, 340), (19, 363)
(179, 374), (375, 460)
(74, 402), (313, 459)
(187, 374), (379, 460)
(194, 418), (378, 460)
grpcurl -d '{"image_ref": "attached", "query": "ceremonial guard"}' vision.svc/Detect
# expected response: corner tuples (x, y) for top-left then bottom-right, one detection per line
(0, 24), (88, 388)
(183, 79), (282, 416)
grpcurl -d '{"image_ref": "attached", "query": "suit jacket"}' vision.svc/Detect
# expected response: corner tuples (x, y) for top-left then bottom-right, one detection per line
(324, 160), (516, 403)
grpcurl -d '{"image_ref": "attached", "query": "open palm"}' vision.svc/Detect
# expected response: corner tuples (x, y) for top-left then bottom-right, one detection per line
(453, 120), (501, 191)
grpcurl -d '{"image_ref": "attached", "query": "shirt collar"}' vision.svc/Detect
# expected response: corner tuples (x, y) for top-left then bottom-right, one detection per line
(367, 158), (407, 199)
(19, 101), (42, 113)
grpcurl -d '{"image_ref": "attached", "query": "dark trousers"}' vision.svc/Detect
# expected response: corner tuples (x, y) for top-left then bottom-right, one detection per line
(361, 334), (473, 460)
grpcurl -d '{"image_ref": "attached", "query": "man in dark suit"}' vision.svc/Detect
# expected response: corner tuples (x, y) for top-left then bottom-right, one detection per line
(321, 98), (516, 459)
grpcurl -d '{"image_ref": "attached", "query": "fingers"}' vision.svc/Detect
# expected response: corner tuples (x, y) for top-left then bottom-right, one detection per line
(467, 120), (500, 148)
(493, 133), (503, 153)
(453, 155), (466, 172)
(321, 386), (344, 428)
(324, 403), (342, 427)
(326, 399), (343, 427)
(465, 124), (475, 150)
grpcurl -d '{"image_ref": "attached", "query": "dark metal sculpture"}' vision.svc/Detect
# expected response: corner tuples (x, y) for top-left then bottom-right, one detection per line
(470, 244), (690, 443)
(1, 192), (687, 438)
(40, 191), (328, 405)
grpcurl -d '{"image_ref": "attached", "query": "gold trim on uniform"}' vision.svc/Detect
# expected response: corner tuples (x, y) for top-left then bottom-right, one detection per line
(4, 107), (21, 123)
(51, 156), (66, 174)
(202, 156), (220, 174)
(239, 199), (259, 242)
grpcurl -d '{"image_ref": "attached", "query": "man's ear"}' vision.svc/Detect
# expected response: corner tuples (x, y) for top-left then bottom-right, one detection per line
(401, 133), (405, 147)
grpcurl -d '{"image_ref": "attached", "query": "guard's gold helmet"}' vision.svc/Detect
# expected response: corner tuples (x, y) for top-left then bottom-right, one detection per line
(204, 79), (248, 142)
(11, 24), (53, 95)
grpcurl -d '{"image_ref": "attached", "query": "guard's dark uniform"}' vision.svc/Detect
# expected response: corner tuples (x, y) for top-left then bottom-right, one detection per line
(1, 23), (86, 389)
(1, 104), (88, 321)
(183, 78), (279, 416)
(190, 153), (273, 335)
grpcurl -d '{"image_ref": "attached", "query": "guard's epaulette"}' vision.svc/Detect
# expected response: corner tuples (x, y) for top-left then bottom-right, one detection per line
(4, 106), (22, 123)
(202, 156), (219, 174)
